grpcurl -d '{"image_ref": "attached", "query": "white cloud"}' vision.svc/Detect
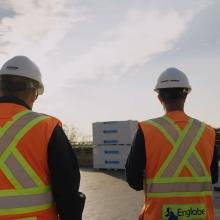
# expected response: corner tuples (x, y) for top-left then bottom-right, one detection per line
(0, 0), (217, 135)
(0, 0), (85, 64)
(0, 1), (211, 85)
(63, 9), (195, 82)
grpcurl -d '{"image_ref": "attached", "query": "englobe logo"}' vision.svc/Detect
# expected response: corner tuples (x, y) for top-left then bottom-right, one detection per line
(165, 208), (178, 220)
(163, 204), (206, 220)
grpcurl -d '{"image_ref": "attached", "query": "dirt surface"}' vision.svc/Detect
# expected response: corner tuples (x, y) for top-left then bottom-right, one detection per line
(80, 169), (220, 220)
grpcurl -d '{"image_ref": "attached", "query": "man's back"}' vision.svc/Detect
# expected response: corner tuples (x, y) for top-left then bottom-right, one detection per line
(126, 68), (218, 220)
(0, 102), (59, 219)
(0, 55), (84, 220)
(140, 111), (215, 179)
(138, 111), (215, 219)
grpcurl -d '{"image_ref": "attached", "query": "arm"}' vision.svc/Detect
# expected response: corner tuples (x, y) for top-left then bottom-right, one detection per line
(210, 131), (219, 184)
(125, 128), (146, 191)
(48, 125), (84, 220)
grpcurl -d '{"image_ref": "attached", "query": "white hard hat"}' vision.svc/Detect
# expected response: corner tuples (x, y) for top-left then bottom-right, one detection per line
(0, 56), (44, 94)
(154, 67), (191, 93)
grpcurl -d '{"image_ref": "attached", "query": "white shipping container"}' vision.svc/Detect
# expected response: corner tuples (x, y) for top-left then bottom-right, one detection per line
(93, 145), (131, 169)
(93, 159), (126, 169)
(93, 120), (138, 145)
(93, 145), (131, 160)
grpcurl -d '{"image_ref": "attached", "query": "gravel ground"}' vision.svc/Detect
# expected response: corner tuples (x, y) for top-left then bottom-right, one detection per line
(80, 169), (220, 220)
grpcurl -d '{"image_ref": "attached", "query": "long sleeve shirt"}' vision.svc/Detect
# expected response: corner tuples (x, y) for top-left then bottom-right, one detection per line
(126, 126), (219, 191)
(0, 96), (82, 220)
(48, 125), (82, 220)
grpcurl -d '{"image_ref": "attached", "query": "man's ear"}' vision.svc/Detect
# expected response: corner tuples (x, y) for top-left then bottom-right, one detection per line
(30, 89), (38, 102)
(34, 89), (39, 101)
(158, 94), (163, 104)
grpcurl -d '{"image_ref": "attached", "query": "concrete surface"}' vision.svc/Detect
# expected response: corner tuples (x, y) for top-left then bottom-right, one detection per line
(80, 169), (220, 220)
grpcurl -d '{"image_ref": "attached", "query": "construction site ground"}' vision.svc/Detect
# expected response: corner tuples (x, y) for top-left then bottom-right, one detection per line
(80, 169), (220, 220)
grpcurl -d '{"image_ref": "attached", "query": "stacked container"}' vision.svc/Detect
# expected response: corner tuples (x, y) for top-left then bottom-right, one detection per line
(93, 120), (138, 169)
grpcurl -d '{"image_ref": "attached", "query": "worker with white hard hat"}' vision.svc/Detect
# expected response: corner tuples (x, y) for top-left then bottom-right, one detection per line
(0, 55), (44, 95)
(126, 67), (218, 220)
(154, 67), (191, 91)
(0, 56), (85, 220)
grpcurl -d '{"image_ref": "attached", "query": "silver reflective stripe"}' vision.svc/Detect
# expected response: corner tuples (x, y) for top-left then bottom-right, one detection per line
(0, 112), (41, 155)
(152, 118), (179, 141)
(161, 119), (202, 177)
(188, 154), (205, 176)
(150, 117), (207, 178)
(0, 111), (42, 189)
(0, 191), (53, 209)
(147, 182), (212, 193)
(6, 154), (37, 188)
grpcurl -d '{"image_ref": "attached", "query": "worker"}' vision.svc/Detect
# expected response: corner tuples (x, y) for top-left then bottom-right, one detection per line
(0, 56), (85, 220)
(126, 67), (219, 220)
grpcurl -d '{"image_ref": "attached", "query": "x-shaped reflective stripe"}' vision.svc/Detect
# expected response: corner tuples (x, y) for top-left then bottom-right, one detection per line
(148, 117), (207, 178)
(0, 110), (47, 188)
(0, 110), (54, 213)
(6, 154), (36, 188)
(144, 117), (212, 197)
(153, 117), (179, 142)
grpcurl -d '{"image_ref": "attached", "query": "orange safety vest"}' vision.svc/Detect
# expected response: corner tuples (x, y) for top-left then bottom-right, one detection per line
(138, 111), (215, 220)
(0, 103), (60, 220)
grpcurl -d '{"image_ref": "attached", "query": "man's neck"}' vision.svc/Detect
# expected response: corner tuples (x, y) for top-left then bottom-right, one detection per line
(0, 96), (32, 110)
(164, 104), (184, 113)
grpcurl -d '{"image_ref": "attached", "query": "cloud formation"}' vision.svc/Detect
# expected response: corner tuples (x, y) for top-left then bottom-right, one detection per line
(63, 9), (195, 81)
(0, 0), (84, 63)
(0, 1), (210, 83)
(0, 1), (218, 135)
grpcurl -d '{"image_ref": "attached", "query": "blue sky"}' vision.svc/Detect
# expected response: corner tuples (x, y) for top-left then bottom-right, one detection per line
(0, 0), (219, 137)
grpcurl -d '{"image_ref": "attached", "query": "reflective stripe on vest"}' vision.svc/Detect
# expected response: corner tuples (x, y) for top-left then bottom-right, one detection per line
(144, 116), (212, 198)
(15, 218), (37, 220)
(147, 182), (212, 193)
(0, 110), (54, 215)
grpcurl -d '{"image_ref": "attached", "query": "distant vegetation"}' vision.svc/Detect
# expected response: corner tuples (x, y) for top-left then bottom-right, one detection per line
(63, 124), (91, 143)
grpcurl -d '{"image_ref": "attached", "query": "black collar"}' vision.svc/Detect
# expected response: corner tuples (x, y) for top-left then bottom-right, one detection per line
(0, 96), (31, 110)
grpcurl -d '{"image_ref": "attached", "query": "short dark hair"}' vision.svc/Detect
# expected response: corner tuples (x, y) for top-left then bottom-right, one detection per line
(0, 74), (40, 94)
(158, 88), (188, 100)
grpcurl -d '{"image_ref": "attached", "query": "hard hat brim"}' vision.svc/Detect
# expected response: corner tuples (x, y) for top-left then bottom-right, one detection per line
(154, 87), (192, 94)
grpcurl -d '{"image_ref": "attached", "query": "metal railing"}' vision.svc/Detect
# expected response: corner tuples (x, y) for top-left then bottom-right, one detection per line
(70, 141), (93, 148)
